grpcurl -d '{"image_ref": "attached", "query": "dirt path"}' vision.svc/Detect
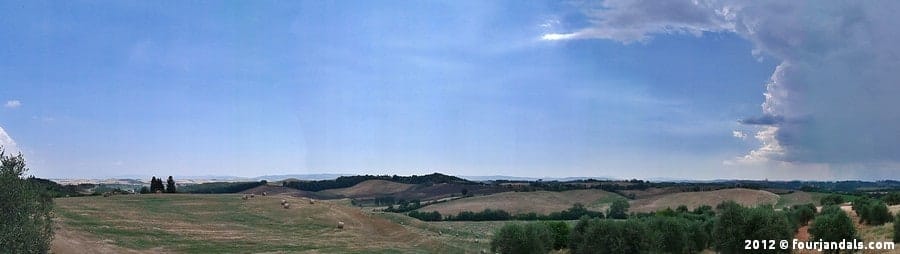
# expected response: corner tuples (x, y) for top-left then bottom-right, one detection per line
(50, 223), (159, 254)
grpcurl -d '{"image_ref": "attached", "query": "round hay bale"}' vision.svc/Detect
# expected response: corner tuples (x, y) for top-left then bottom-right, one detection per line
(262, 192), (267, 196)
(308, 199), (315, 205)
(337, 221), (345, 229)
(282, 203), (290, 209)
(281, 199), (287, 205)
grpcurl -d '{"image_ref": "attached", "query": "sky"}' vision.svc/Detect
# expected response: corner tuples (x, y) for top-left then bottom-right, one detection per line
(1, 1), (898, 180)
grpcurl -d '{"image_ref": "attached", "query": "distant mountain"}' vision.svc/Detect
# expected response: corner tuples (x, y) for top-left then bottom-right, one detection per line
(252, 174), (351, 181)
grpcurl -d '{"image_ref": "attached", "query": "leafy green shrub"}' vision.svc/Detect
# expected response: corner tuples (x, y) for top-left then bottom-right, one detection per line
(820, 194), (845, 206)
(713, 201), (793, 254)
(540, 221), (570, 250)
(1, 148), (54, 252)
(491, 223), (553, 254)
(607, 198), (630, 219)
(571, 219), (648, 254)
(809, 206), (858, 254)
(407, 210), (442, 221)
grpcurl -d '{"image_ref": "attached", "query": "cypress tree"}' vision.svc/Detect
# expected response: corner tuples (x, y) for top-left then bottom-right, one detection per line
(166, 176), (176, 193)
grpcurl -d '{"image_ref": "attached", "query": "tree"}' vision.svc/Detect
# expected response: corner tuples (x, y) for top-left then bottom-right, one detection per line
(491, 223), (553, 254)
(150, 176), (164, 193)
(820, 194), (845, 206)
(790, 203), (817, 226)
(713, 201), (792, 254)
(0, 147), (54, 252)
(608, 198), (630, 219)
(166, 176), (176, 193)
(570, 219), (648, 254)
(894, 213), (900, 243)
(809, 206), (858, 254)
(139, 186), (150, 194)
(540, 221), (570, 250)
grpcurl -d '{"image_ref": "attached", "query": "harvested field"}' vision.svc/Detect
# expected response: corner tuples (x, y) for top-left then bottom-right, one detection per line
(629, 188), (779, 213)
(319, 180), (415, 198)
(52, 194), (462, 253)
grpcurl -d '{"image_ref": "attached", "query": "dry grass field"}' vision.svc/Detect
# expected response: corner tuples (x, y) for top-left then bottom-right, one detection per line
(416, 189), (621, 215)
(50, 194), (478, 253)
(629, 188), (780, 213)
(318, 180), (416, 198)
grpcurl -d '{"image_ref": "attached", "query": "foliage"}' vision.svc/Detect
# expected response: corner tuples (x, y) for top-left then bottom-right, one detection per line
(787, 203), (816, 226)
(570, 218), (648, 254)
(712, 201), (793, 254)
(166, 176), (177, 193)
(282, 173), (473, 191)
(150, 176), (165, 193)
(179, 181), (266, 194)
(607, 198), (630, 219)
(406, 210), (442, 221)
(25, 177), (84, 197)
(852, 197), (893, 226)
(894, 213), (900, 243)
(820, 194), (845, 206)
(490, 223), (554, 254)
(446, 209), (511, 221)
(883, 192), (900, 205)
(0, 148), (54, 253)
(809, 206), (858, 253)
(540, 221), (570, 250)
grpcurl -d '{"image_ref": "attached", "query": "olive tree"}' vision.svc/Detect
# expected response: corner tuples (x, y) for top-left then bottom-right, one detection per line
(0, 147), (54, 252)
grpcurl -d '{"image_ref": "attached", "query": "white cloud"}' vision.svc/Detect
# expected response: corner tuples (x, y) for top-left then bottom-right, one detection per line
(4, 100), (21, 109)
(732, 130), (747, 140)
(0, 126), (19, 154)
(549, 1), (900, 172)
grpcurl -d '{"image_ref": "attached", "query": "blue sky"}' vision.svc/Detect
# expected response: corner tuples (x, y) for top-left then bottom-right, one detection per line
(2, 1), (897, 180)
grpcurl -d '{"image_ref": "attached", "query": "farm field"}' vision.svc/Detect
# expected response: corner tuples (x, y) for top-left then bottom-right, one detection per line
(628, 188), (780, 213)
(51, 194), (481, 253)
(416, 189), (621, 216)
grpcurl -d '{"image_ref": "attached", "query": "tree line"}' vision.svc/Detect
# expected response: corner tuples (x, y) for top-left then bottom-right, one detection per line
(406, 203), (608, 222)
(487, 200), (863, 254)
(282, 173), (474, 192)
(140, 176), (178, 194)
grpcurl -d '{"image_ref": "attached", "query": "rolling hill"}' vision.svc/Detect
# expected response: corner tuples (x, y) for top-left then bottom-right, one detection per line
(629, 188), (780, 213)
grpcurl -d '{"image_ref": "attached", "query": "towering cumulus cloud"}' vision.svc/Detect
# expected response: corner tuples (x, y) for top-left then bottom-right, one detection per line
(545, 1), (900, 171)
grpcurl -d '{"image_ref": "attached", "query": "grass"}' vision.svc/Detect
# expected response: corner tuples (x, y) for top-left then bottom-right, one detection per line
(54, 194), (442, 253)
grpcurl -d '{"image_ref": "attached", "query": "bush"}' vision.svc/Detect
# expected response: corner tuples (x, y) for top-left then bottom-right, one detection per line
(570, 219), (648, 254)
(809, 207), (858, 253)
(647, 216), (689, 253)
(540, 221), (570, 250)
(712, 201), (792, 254)
(852, 198), (893, 226)
(820, 194), (845, 206)
(491, 223), (554, 254)
(608, 198), (630, 219)
(407, 210), (442, 221)
(0, 149), (54, 252)
(894, 213), (900, 243)
(884, 192), (900, 205)
(789, 203), (817, 226)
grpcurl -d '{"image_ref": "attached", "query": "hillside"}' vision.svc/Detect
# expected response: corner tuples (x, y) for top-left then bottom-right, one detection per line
(629, 188), (780, 213)
(51, 194), (463, 253)
(319, 180), (416, 197)
(417, 189), (621, 215)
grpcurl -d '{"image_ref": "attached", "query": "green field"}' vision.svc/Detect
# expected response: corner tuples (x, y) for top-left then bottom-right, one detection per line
(53, 194), (495, 253)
